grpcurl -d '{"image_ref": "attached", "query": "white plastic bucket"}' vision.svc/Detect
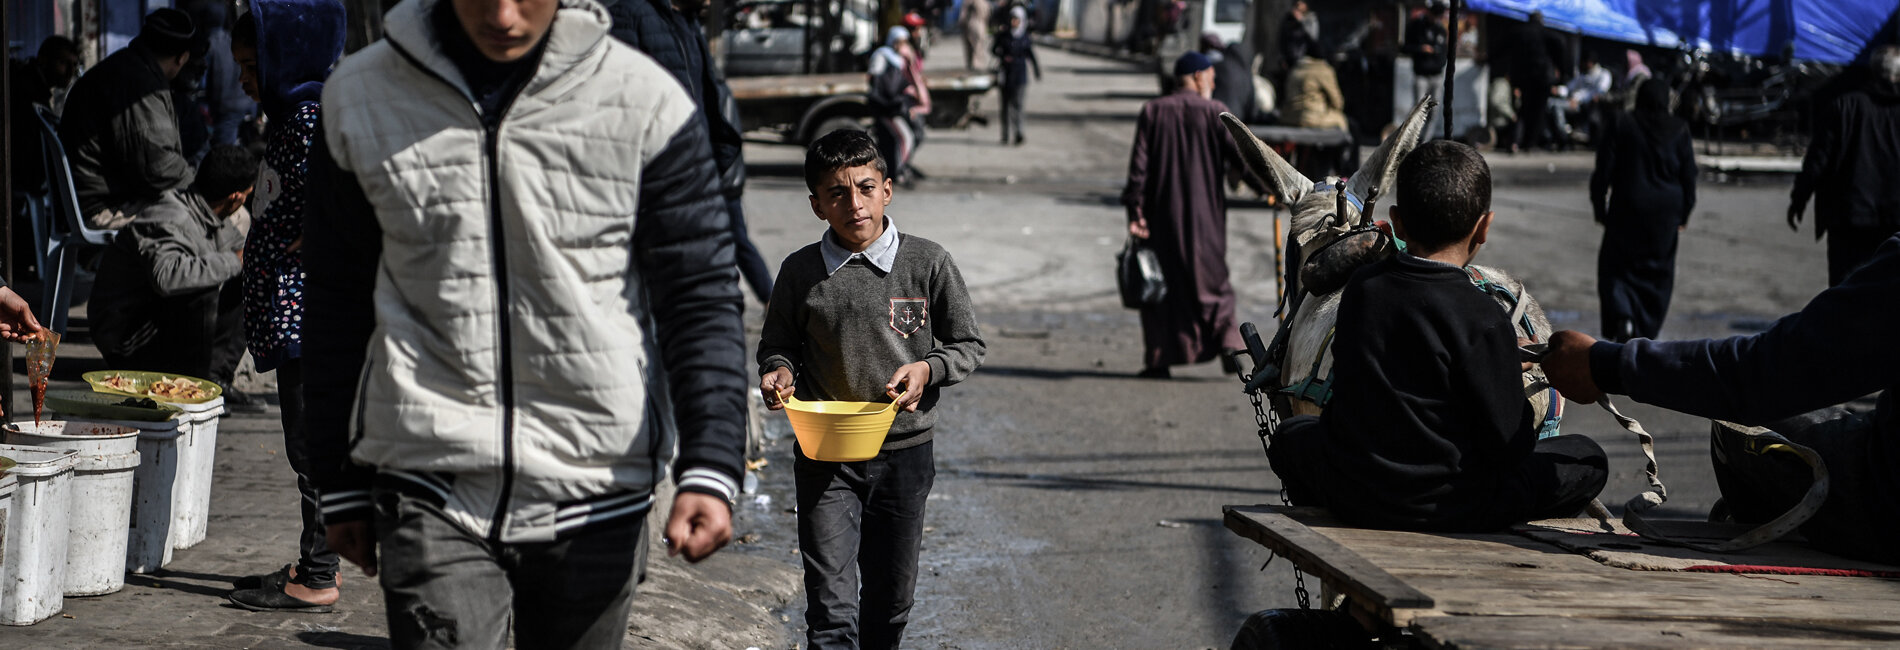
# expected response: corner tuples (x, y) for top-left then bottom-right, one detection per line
(99, 417), (186, 574)
(5, 421), (142, 596)
(0, 444), (78, 625)
(0, 470), (16, 610)
(169, 397), (224, 550)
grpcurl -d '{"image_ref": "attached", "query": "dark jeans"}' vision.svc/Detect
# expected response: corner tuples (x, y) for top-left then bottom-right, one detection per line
(209, 278), (246, 385)
(275, 360), (338, 589)
(1716, 409), (1896, 563)
(1000, 82), (1026, 142)
(374, 486), (643, 650)
(1511, 81), (1551, 150)
(1269, 416), (1607, 531)
(100, 289), (218, 379)
(1826, 224), (1898, 286)
(728, 196), (774, 303)
(795, 439), (935, 650)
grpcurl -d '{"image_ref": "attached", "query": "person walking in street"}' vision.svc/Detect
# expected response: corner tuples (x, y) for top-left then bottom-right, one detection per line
(222, 0), (347, 613)
(1202, 33), (1256, 122)
(1789, 45), (1900, 286)
(1123, 52), (1246, 378)
(87, 145), (250, 379)
(1278, 0), (1317, 78)
(870, 27), (920, 183)
(303, 0), (747, 645)
(1402, 0), (1449, 139)
(1502, 11), (1565, 153)
(958, 0), (991, 70)
(1589, 78), (1696, 343)
(59, 8), (199, 231)
(759, 129), (987, 650)
(992, 6), (1040, 146)
(1540, 234), (1900, 564)
(604, 0), (774, 302)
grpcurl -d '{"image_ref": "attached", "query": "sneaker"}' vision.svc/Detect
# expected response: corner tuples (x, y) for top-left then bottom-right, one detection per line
(221, 387), (269, 415)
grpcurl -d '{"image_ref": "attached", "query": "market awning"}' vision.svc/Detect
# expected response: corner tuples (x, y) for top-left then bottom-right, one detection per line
(1465, 0), (1900, 65)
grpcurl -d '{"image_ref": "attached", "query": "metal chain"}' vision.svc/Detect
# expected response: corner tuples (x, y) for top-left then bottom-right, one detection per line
(1241, 369), (1311, 609)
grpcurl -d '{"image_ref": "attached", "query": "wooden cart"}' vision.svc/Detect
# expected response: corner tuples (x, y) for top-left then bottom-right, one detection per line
(1224, 505), (1900, 648)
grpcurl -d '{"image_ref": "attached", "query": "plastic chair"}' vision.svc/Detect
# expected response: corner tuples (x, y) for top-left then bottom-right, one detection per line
(32, 105), (118, 335)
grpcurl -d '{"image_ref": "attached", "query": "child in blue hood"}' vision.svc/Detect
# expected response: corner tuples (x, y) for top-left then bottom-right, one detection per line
(224, 0), (347, 613)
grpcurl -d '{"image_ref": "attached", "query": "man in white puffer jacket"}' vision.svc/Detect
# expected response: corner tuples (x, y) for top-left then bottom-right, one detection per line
(301, 0), (748, 645)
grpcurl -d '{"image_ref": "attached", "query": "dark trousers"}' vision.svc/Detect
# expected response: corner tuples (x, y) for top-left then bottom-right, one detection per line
(795, 440), (935, 650)
(1269, 416), (1607, 530)
(101, 289), (218, 379)
(1000, 82), (1027, 142)
(1717, 409), (1897, 563)
(728, 196), (774, 303)
(1512, 81), (1551, 150)
(275, 360), (338, 589)
(1826, 224), (1898, 286)
(209, 275), (246, 386)
(374, 487), (643, 650)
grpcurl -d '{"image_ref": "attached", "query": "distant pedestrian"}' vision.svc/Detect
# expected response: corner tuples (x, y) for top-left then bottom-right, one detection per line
(304, 0), (747, 645)
(1789, 45), (1900, 285)
(60, 8), (199, 231)
(1278, 1), (1317, 76)
(1591, 79), (1696, 342)
(759, 129), (986, 650)
(1202, 32), (1255, 122)
(1402, 0), (1449, 137)
(222, 0), (346, 613)
(8, 36), (80, 192)
(604, 0), (775, 302)
(1123, 52), (1246, 378)
(958, 0), (991, 70)
(870, 27), (920, 183)
(1502, 11), (1565, 152)
(991, 6), (1039, 146)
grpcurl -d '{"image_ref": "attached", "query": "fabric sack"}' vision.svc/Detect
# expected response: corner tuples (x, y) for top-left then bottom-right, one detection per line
(1117, 237), (1167, 309)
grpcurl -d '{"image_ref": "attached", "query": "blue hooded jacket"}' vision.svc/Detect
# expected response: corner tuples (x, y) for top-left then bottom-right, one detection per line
(241, 0), (345, 372)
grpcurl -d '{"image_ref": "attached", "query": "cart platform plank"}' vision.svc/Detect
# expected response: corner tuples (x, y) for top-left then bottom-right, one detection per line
(1224, 505), (1900, 648)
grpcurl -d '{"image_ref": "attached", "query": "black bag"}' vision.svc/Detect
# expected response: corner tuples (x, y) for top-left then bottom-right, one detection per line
(1117, 237), (1167, 309)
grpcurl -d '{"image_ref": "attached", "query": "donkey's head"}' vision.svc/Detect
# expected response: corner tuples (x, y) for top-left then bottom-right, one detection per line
(1221, 96), (1438, 249)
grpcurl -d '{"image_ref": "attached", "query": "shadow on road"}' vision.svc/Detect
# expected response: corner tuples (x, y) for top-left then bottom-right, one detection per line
(940, 466), (1276, 495)
(1065, 91), (1158, 102)
(297, 631), (392, 649)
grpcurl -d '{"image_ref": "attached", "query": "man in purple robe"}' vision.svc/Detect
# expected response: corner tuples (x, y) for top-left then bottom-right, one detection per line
(1123, 52), (1247, 378)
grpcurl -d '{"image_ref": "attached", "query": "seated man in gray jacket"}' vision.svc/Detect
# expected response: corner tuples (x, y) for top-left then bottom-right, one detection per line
(59, 8), (199, 231)
(90, 144), (250, 379)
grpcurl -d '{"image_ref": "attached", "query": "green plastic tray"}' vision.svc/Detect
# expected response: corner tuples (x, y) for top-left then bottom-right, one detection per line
(81, 370), (223, 405)
(46, 390), (184, 422)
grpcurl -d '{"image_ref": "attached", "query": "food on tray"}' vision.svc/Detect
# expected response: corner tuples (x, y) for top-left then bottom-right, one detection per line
(100, 373), (140, 392)
(148, 376), (211, 400)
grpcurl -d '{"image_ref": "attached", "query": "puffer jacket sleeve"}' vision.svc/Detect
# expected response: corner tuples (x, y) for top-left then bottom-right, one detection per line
(129, 199), (242, 297)
(301, 122), (382, 523)
(636, 114), (747, 506)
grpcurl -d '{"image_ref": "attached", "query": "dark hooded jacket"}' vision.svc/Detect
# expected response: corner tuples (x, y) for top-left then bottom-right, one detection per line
(60, 39), (196, 218)
(240, 0), (346, 372)
(1791, 78), (1900, 237)
(602, 0), (747, 197)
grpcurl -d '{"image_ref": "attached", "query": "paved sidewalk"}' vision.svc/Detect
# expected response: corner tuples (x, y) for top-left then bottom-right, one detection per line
(5, 329), (800, 648)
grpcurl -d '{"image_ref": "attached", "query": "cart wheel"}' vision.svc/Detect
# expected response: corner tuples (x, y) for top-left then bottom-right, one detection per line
(1230, 609), (1372, 650)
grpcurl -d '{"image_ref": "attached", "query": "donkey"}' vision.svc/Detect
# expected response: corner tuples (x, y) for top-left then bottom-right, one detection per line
(1226, 97), (1562, 436)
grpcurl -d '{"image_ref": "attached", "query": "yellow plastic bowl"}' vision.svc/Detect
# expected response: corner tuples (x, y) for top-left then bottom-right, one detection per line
(783, 392), (902, 462)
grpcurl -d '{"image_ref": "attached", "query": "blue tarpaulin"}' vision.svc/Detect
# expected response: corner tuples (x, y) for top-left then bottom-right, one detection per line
(1466, 0), (1900, 65)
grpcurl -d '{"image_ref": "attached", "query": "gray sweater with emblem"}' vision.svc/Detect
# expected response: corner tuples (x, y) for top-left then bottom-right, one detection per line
(759, 224), (986, 450)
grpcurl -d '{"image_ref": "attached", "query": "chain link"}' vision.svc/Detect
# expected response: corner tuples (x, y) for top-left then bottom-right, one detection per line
(1243, 371), (1311, 609)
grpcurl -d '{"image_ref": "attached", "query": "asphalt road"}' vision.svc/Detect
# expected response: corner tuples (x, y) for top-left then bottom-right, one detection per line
(730, 42), (1832, 649)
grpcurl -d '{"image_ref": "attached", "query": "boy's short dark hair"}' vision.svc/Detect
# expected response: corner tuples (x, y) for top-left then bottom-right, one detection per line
(195, 145), (256, 199)
(804, 128), (886, 193)
(1394, 140), (1491, 251)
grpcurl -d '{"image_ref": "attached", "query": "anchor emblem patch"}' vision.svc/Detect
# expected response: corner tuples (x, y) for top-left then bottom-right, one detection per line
(889, 298), (928, 338)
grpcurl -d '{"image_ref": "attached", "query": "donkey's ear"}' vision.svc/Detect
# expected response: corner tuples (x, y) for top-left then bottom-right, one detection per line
(1347, 94), (1437, 203)
(1222, 112), (1311, 206)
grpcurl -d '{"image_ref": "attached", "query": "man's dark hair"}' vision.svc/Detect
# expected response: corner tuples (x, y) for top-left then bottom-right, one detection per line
(1582, 49), (1599, 66)
(1394, 140), (1491, 251)
(36, 36), (78, 61)
(803, 128), (886, 193)
(233, 12), (257, 49)
(194, 145), (256, 199)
